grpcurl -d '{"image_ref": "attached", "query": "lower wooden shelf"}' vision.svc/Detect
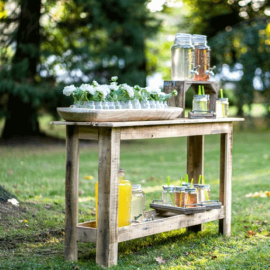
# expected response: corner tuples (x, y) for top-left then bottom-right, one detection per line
(77, 206), (225, 243)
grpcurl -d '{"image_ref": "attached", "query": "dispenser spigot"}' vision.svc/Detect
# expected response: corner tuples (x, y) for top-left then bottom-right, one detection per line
(190, 65), (201, 75)
(205, 66), (216, 76)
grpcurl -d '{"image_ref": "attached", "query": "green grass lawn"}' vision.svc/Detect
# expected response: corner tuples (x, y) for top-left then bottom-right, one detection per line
(1, 128), (270, 269)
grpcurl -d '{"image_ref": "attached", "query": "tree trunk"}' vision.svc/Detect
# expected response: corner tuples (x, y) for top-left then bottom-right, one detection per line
(2, 0), (41, 139)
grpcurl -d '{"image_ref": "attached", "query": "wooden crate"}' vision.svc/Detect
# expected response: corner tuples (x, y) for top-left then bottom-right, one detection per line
(163, 81), (219, 118)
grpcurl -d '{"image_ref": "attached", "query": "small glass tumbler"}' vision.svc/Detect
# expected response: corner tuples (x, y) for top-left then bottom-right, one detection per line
(107, 102), (115, 109)
(162, 185), (175, 206)
(94, 101), (103, 110)
(149, 100), (156, 109)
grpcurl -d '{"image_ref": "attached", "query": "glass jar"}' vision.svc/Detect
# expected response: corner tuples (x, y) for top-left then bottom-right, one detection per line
(216, 98), (229, 118)
(94, 101), (103, 110)
(125, 100), (133, 109)
(140, 100), (150, 109)
(186, 188), (198, 208)
(132, 99), (141, 109)
(103, 101), (109, 109)
(120, 101), (126, 109)
(95, 169), (132, 227)
(163, 101), (168, 108)
(174, 186), (187, 207)
(114, 101), (121, 109)
(131, 184), (145, 222)
(192, 34), (211, 81)
(149, 100), (156, 109)
(155, 101), (162, 109)
(162, 185), (175, 206)
(88, 101), (95, 109)
(74, 100), (83, 108)
(194, 184), (211, 203)
(107, 102), (115, 109)
(192, 95), (208, 114)
(171, 33), (195, 80)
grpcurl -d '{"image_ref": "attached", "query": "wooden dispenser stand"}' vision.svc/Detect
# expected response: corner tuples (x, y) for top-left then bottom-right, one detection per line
(163, 81), (219, 118)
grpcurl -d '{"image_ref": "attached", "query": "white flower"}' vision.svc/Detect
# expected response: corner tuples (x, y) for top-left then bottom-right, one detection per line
(110, 82), (119, 91)
(96, 85), (110, 97)
(159, 92), (166, 96)
(111, 76), (118, 81)
(93, 80), (99, 87)
(63, 85), (76, 96)
(121, 84), (134, 98)
(145, 86), (161, 94)
(80, 84), (96, 95)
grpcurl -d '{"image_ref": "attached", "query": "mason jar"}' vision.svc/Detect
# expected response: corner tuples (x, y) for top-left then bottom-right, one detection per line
(74, 100), (83, 108)
(194, 184), (211, 203)
(192, 95), (208, 114)
(174, 186), (187, 207)
(162, 185), (175, 206)
(94, 101), (103, 110)
(88, 101), (95, 109)
(114, 101), (121, 109)
(171, 33), (195, 80)
(163, 101), (168, 108)
(140, 100), (150, 109)
(125, 100), (133, 109)
(132, 99), (141, 109)
(107, 102), (115, 109)
(149, 100), (156, 109)
(216, 98), (229, 118)
(131, 184), (145, 222)
(186, 188), (198, 208)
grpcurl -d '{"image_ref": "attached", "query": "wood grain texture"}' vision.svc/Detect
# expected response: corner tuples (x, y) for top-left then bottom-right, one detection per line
(219, 125), (233, 236)
(50, 117), (244, 127)
(120, 123), (231, 140)
(76, 207), (225, 243)
(57, 107), (183, 122)
(96, 127), (121, 267)
(65, 126), (79, 261)
(187, 135), (204, 232)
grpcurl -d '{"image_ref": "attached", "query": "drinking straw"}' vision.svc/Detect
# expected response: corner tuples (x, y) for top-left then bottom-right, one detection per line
(220, 89), (225, 117)
(185, 174), (188, 183)
(167, 176), (170, 187)
(202, 86), (205, 95)
(198, 175), (202, 184)
(220, 89), (223, 98)
(180, 177), (183, 186)
(190, 177), (194, 187)
(198, 85), (202, 95)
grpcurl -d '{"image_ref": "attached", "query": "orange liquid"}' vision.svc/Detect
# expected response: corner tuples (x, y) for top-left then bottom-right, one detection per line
(194, 47), (210, 81)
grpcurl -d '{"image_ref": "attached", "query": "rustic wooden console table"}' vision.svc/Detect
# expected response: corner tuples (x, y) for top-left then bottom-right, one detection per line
(51, 118), (244, 267)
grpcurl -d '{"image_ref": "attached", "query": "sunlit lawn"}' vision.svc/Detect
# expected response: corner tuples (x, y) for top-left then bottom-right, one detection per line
(1, 119), (270, 269)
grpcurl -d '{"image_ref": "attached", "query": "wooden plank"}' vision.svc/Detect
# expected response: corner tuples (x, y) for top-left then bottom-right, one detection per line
(50, 118), (244, 127)
(219, 126), (233, 236)
(120, 123), (232, 140)
(78, 126), (98, 140)
(118, 207), (224, 242)
(75, 207), (224, 243)
(65, 126), (79, 261)
(187, 135), (204, 232)
(96, 127), (121, 267)
(77, 223), (97, 243)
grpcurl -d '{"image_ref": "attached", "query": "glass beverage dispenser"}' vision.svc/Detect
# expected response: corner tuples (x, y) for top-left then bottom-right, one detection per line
(171, 33), (198, 81)
(192, 34), (215, 81)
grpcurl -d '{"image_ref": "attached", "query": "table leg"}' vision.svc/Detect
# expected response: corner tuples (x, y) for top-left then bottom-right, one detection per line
(187, 135), (204, 232)
(219, 127), (233, 236)
(96, 127), (121, 267)
(65, 126), (79, 261)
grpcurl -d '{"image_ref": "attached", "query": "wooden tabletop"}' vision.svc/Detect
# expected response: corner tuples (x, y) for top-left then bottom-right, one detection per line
(51, 117), (244, 128)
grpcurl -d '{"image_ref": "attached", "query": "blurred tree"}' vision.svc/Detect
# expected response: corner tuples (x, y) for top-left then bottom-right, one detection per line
(181, 0), (270, 117)
(0, 0), (160, 138)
